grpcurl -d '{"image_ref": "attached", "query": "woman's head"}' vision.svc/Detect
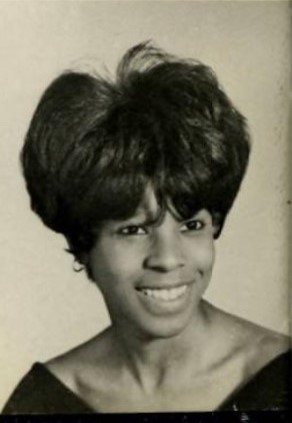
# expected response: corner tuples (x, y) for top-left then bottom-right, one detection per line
(21, 41), (251, 268)
(86, 186), (216, 339)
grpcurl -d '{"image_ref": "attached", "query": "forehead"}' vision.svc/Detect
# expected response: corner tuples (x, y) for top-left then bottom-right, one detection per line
(130, 186), (191, 222)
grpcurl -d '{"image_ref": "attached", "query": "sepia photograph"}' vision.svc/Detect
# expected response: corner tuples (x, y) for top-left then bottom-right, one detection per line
(0, 0), (291, 415)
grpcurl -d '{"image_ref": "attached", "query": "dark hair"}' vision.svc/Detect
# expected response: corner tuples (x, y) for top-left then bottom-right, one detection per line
(21, 41), (251, 267)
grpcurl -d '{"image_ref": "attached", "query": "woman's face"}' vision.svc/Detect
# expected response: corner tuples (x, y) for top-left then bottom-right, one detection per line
(88, 188), (216, 340)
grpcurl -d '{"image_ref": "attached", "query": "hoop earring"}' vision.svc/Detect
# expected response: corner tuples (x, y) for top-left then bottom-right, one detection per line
(73, 259), (84, 273)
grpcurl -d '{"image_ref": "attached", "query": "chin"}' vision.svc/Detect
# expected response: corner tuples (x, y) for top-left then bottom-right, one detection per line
(133, 309), (196, 341)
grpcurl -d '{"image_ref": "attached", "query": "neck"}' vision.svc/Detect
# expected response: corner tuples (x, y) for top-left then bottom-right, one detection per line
(110, 300), (211, 393)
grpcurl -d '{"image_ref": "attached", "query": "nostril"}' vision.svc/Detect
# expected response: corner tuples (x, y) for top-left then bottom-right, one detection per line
(144, 244), (185, 272)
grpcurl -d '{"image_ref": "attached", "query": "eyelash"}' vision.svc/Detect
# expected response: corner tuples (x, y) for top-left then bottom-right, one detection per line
(180, 219), (206, 232)
(118, 225), (147, 236)
(118, 220), (205, 236)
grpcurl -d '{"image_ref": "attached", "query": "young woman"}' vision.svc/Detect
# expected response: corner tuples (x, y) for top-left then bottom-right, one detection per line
(3, 42), (290, 413)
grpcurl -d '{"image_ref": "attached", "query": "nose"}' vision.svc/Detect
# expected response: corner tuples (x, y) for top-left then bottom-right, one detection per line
(144, 231), (185, 273)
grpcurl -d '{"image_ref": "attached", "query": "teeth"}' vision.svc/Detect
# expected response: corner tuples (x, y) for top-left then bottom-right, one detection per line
(140, 285), (188, 301)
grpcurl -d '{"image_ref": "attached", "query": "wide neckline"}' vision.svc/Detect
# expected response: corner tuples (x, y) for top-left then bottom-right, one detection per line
(35, 349), (290, 413)
(217, 348), (291, 410)
(33, 362), (95, 413)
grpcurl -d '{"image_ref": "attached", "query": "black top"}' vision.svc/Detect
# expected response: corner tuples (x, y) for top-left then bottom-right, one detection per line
(2, 350), (291, 414)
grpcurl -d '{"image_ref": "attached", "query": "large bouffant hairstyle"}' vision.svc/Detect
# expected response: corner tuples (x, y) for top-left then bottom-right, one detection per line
(21, 41), (251, 264)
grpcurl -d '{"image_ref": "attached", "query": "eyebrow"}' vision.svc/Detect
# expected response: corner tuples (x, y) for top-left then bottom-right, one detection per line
(123, 207), (165, 227)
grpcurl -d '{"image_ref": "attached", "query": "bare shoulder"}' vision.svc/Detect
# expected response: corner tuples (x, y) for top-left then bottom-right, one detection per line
(206, 302), (291, 374)
(45, 327), (113, 391)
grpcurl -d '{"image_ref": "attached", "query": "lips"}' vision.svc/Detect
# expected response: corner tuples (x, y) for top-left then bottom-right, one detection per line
(138, 284), (188, 301)
(136, 281), (192, 302)
(135, 280), (194, 317)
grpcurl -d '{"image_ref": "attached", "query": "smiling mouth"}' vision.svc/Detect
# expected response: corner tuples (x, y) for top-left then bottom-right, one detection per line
(137, 284), (188, 301)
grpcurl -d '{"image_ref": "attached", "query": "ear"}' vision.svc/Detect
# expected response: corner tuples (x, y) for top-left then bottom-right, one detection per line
(80, 253), (97, 282)
(75, 253), (96, 282)
(78, 252), (89, 266)
(66, 237), (87, 264)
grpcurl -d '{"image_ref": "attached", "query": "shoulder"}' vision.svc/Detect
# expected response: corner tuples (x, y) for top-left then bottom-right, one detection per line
(206, 302), (291, 373)
(2, 362), (90, 414)
(226, 312), (290, 370)
(2, 363), (96, 414)
(46, 328), (115, 398)
(2, 364), (43, 414)
(219, 343), (291, 411)
(206, 304), (291, 410)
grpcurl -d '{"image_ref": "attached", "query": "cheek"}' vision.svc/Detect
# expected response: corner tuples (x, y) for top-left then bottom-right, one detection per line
(187, 237), (215, 274)
(89, 240), (144, 288)
(205, 239), (215, 268)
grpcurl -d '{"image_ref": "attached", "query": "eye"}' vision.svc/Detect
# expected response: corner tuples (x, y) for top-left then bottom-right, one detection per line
(118, 225), (147, 236)
(180, 219), (205, 233)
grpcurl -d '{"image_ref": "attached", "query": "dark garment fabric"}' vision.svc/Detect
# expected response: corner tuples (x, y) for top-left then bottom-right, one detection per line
(218, 349), (291, 411)
(2, 350), (291, 414)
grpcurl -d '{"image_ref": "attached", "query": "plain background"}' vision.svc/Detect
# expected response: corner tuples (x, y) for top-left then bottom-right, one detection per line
(0, 0), (291, 410)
